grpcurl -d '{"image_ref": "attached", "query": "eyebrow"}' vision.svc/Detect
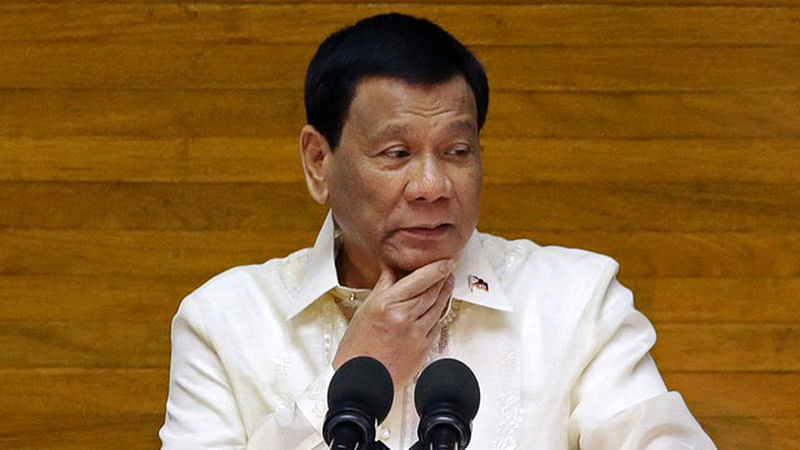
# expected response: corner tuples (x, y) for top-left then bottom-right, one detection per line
(374, 123), (410, 142)
(373, 120), (477, 143)
(447, 120), (477, 135)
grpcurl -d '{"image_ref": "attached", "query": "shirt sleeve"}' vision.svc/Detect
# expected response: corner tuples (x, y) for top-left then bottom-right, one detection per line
(159, 297), (329, 450)
(568, 275), (717, 449)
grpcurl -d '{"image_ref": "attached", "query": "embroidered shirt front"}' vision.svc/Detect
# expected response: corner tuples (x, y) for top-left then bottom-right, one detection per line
(160, 212), (716, 450)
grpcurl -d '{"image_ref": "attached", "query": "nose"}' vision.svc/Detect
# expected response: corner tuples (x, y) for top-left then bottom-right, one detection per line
(404, 154), (453, 202)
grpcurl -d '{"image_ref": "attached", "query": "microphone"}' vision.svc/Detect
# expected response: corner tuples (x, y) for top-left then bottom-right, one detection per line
(413, 358), (480, 450)
(323, 356), (394, 450)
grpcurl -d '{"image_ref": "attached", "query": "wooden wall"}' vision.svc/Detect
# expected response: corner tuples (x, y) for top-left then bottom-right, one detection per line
(1, 1), (798, 448)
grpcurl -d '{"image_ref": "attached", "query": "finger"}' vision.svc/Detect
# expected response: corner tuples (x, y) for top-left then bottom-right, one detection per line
(388, 259), (454, 302)
(409, 276), (448, 318)
(418, 274), (455, 332)
(374, 262), (397, 292)
(359, 263), (396, 311)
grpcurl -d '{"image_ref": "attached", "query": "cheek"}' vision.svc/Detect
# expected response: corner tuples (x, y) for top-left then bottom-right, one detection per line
(329, 164), (399, 223)
(457, 168), (482, 207)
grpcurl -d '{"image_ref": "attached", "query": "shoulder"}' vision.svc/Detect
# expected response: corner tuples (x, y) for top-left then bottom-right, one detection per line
(476, 231), (619, 284)
(175, 246), (313, 328)
(476, 231), (627, 319)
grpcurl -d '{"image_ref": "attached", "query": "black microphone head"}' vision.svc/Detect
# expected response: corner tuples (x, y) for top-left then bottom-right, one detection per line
(327, 356), (394, 423)
(414, 358), (480, 420)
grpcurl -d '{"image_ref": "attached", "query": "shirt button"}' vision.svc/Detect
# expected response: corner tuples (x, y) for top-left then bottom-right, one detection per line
(378, 427), (391, 441)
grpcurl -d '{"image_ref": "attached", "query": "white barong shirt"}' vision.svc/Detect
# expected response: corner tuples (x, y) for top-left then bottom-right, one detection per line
(160, 212), (716, 449)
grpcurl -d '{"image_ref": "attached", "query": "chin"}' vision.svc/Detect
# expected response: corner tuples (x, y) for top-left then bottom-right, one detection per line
(386, 246), (460, 273)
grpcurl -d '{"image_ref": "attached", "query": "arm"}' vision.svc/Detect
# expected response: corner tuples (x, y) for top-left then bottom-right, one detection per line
(569, 276), (716, 449)
(159, 298), (328, 450)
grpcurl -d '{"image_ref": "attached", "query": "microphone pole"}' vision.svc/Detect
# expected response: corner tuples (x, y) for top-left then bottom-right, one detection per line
(329, 425), (360, 450)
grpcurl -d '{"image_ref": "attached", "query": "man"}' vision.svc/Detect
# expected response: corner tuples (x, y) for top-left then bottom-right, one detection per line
(160, 13), (716, 449)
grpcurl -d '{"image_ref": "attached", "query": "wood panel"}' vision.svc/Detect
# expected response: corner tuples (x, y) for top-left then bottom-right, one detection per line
(0, 275), (194, 321)
(653, 324), (800, 371)
(0, 414), (161, 450)
(0, 182), (325, 230)
(486, 91), (800, 139)
(3, 4), (800, 45)
(663, 372), (800, 418)
(17, 0), (800, 6)
(0, 369), (168, 415)
(700, 417), (800, 450)
(3, 275), (799, 323)
(3, 229), (800, 277)
(2, 90), (799, 139)
(3, 137), (799, 184)
(0, 321), (170, 369)
(625, 277), (800, 323)
(0, 181), (797, 232)
(4, 44), (799, 91)
(0, 229), (318, 276)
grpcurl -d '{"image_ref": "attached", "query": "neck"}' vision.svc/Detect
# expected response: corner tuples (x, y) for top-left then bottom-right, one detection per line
(335, 243), (381, 289)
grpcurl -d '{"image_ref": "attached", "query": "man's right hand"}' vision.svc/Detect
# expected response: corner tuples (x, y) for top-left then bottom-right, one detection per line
(332, 259), (456, 389)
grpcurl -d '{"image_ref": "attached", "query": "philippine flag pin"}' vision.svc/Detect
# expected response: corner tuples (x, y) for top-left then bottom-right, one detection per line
(468, 274), (489, 293)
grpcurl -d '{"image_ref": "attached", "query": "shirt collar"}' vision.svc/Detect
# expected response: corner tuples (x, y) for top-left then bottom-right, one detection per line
(287, 211), (513, 320)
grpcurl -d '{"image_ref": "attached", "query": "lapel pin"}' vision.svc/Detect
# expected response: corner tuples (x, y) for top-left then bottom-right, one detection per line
(468, 274), (489, 293)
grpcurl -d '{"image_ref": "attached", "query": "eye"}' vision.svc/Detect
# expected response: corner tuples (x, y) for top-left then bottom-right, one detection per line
(384, 147), (410, 159)
(445, 145), (472, 157)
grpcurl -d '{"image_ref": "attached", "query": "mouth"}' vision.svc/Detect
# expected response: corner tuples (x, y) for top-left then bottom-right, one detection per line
(398, 223), (454, 238)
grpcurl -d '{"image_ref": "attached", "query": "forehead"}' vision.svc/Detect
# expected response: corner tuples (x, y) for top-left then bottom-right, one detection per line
(344, 76), (478, 136)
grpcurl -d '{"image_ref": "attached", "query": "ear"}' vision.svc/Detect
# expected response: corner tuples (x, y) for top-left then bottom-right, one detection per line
(299, 124), (332, 205)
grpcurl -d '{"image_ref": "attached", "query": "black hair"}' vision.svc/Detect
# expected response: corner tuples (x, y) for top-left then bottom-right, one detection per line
(304, 13), (489, 149)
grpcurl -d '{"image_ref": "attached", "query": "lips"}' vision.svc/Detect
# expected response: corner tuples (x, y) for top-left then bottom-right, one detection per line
(398, 223), (454, 238)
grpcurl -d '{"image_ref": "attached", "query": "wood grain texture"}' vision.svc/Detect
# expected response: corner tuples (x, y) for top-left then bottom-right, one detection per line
(3, 90), (798, 139)
(699, 417), (800, 450)
(3, 137), (799, 184)
(654, 324), (800, 371)
(16, 0), (800, 5)
(0, 229), (318, 276)
(485, 91), (800, 139)
(3, 4), (800, 45)
(0, 275), (194, 321)
(625, 277), (800, 323)
(4, 44), (798, 91)
(0, 414), (161, 450)
(0, 321), (169, 368)
(663, 372), (800, 417)
(3, 229), (800, 277)
(0, 369), (168, 414)
(0, 181), (797, 232)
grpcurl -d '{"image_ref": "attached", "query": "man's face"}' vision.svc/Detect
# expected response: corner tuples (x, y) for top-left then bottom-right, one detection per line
(324, 76), (482, 279)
